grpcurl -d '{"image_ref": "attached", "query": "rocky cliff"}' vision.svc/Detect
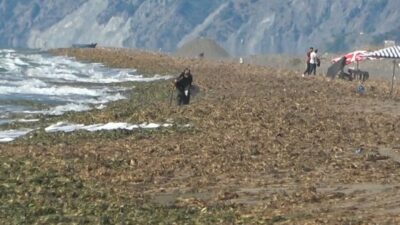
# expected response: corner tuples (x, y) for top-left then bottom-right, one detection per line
(0, 0), (399, 55)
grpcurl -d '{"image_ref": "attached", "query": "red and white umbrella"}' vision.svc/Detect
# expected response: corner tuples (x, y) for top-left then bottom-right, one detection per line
(332, 50), (369, 65)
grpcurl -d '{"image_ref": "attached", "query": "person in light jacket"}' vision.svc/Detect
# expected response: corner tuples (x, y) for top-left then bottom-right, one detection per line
(309, 49), (319, 75)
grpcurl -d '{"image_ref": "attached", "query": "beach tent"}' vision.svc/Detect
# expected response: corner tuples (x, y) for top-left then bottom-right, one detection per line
(327, 57), (346, 79)
(364, 45), (400, 95)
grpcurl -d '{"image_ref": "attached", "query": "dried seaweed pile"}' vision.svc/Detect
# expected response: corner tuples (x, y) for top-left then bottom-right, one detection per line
(1, 48), (400, 223)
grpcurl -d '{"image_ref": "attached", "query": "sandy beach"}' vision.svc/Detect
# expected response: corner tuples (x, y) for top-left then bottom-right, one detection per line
(1, 47), (400, 224)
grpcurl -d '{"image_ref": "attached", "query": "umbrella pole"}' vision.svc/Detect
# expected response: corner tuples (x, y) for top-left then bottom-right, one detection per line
(391, 60), (396, 96)
(356, 61), (359, 70)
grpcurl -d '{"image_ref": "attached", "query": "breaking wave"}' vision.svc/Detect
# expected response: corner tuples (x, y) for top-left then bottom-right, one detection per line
(0, 49), (171, 129)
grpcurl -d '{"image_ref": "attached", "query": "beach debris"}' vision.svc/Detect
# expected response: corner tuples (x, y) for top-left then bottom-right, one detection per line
(357, 84), (366, 94)
(16, 47), (400, 223)
(355, 147), (363, 154)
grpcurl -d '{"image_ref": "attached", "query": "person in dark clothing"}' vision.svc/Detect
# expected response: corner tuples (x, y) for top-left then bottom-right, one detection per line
(302, 47), (313, 77)
(174, 68), (193, 105)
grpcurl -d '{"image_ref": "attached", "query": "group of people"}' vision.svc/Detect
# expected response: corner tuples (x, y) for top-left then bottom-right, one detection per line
(173, 47), (323, 105)
(302, 47), (320, 77)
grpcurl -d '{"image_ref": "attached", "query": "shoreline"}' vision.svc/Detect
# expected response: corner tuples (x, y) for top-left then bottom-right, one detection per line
(1, 47), (400, 223)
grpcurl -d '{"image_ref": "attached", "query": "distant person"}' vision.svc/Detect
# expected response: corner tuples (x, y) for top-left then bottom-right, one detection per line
(309, 49), (319, 75)
(302, 47), (313, 77)
(174, 68), (193, 105)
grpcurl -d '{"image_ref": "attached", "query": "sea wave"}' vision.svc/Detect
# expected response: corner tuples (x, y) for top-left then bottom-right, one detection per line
(0, 49), (171, 126)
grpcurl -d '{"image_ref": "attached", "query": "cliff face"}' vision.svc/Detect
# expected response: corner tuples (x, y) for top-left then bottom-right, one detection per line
(0, 0), (399, 55)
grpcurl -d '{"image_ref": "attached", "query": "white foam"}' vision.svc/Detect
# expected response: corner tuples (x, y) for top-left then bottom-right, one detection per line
(17, 119), (40, 123)
(46, 103), (92, 115)
(0, 49), (16, 53)
(45, 122), (84, 133)
(0, 121), (183, 143)
(139, 122), (161, 129)
(45, 122), (173, 133)
(84, 122), (137, 131)
(0, 58), (20, 71)
(0, 82), (106, 96)
(0, 128), (33, 142)
(14, 57), (30, 66)
(21, 54), (171, 84)
(95, 104), (106, 109)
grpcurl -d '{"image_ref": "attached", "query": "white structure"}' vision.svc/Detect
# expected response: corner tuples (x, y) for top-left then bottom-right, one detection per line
(384, 40), (396, 48)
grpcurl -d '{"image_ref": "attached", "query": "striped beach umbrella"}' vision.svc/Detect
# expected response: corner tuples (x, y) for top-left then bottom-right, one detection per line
(364, 45), (400, 95)
(364, 45), (400, 58)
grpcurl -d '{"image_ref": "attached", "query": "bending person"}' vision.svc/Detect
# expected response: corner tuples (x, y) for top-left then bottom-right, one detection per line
(174, 68), (193, 105)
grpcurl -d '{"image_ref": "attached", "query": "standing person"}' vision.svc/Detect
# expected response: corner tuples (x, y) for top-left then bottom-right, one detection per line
(309, 49), (319, 75)
(174, 68), (193, 105)
(302, 47), (313, 77)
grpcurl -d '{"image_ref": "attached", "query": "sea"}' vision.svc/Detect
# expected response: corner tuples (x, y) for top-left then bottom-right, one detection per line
(0, 48), (170, 141)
